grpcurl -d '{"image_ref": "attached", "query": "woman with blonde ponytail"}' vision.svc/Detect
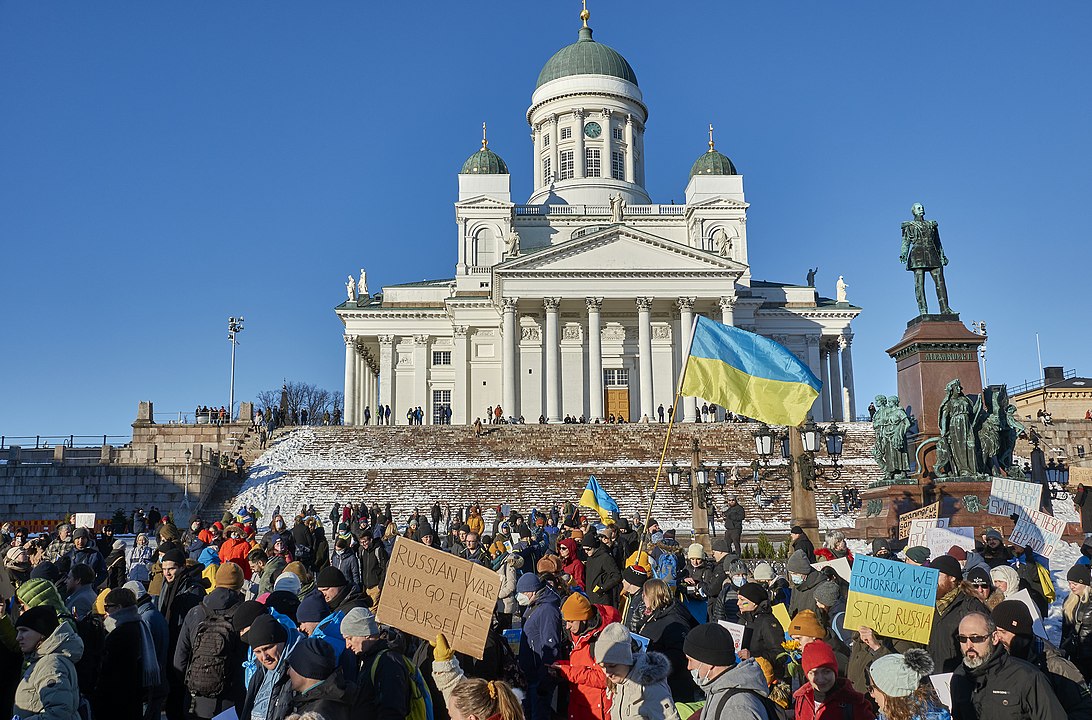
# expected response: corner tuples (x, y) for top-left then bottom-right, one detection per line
(431, 633), (525, 720)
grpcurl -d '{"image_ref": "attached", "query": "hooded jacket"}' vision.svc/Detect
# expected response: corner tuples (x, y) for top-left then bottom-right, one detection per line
(787, 569), (826, 619)
(697, 659), (772, 720)
(173, 587), (246, 718)
(520, 586), (565, 683)
(639, 601), (700, 703)
(556, 604), (622, 720)
(287, 668), (352, 720)
(585, 545), (622, 606)
(558, 538), (587, 590)
(607, 651), (679, 720)
(13, 621), (84, 720)
(330, 548), (362, 592)
(950, 646), (1067, 720)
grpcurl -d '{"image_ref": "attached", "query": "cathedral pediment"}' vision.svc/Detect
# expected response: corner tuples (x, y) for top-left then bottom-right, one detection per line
(455, 195), (514, 210)
(685, 196), (750, 211)
(496, 226), (745, 275)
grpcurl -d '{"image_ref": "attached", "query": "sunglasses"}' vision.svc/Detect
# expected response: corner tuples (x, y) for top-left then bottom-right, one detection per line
(971, 582), (990, 589)
(957, 634), (991, 644)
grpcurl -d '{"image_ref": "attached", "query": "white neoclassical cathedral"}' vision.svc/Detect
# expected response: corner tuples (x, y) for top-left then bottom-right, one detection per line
(337, 9), (861, 426)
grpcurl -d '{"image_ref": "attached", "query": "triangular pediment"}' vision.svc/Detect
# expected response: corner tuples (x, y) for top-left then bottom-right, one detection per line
(686, 196), (750, 211)
(455, 195), (514, 209)
(496, 226), (746, 274)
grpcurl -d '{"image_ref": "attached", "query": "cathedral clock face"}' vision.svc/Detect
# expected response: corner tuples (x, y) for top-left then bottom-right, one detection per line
(584, 121), (602, 138)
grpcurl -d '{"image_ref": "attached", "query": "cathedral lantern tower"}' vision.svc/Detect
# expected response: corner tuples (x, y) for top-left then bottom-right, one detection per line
(527, 6), (650, 206)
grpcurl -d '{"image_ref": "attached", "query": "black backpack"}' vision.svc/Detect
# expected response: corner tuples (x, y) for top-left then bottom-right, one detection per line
(711, 686), (787, 720)
(184, 605), (238, 697)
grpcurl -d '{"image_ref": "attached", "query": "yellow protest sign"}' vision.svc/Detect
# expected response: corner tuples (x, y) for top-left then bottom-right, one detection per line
(844, 554), (937, 645)
(772, 602), (791, 631)
(897, 502), (940, 540)
(375, 537), (501, 660)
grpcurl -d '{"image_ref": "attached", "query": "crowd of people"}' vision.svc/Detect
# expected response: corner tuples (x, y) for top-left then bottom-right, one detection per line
(1, 501), (1090, 720)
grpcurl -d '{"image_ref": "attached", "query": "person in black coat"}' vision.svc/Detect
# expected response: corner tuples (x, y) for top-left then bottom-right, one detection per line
(96, 587), (146, 720)
(1076, 485), (1092, 534)
(156, 550), (205, 720)
(638, 579), (700, 702)
(789, 525), (816, 563)
(284, 638), (353, 720)
(928, 555), (990, 674)
(582, 534), (621, 606)
(736, 583), (786, 673)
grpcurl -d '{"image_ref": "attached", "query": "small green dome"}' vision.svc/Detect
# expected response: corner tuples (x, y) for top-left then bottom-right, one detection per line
(689, 148), (737, 178)
(460, 146), (509, 175)
(536, 26), (637, 89)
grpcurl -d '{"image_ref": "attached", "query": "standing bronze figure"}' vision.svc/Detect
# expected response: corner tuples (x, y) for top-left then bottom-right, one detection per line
(900, 203), (954, 316)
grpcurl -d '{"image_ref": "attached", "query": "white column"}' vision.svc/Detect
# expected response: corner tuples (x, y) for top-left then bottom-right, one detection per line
(819, 342), (832, 422)
(502, 298), (518, 419)
(532, 126), (542, 191)
(574, 109), (585, 179)
(587, 297), (604, 422)
(601, 109), (612, 178)
(413, 335), (429, 423)
(378, 335), (395, 423)
(355, 351), (365, 423)
(719, 295), (736, 326)
(550, 115), (559, 183)
(637, 297), (655, 421)
(624, 115), (635, 183)
(827, 340), (844, 421)
(806, 335), (824, 421)
(840, 334), (856, 420)
(677, 297), (697, 423)
(343, 335), (357, 426)
(453, 326), (469, 425)
(544, 298), (561, 423)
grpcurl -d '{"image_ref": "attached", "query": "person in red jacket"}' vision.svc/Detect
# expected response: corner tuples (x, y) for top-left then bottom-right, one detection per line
(553, 593), (620, 720)
(218, 524), (253, 579)
(793, 640), (875, 720)
(558, 537), (586, 590)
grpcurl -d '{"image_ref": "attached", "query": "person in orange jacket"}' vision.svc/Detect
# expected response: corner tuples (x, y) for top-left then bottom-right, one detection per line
(553, 593), (621, 720)
(218, 524), (253, 579)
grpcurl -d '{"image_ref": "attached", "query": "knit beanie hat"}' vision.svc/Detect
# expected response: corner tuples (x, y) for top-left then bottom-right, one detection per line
(161, 548), (187, 566)
(737, 582), (767, 606)
(341, 607), (380, 638)
(16, 578), (66, 614)
(786, 550), (813, 575)
(215, 562), (244, 591)
(561, 593), (595, 621)
(904, 546), (930, 564)
(985, 528), (1003, 541)
(15, 605), (59, 637)
(790, 525), (804, 535)
(1068, 564), (1092, 586)
(965, 566), (992, 586)
(246, 614), (287, 648)
(537, 554), (564, 574)
(29, 561), (61, 583)
(929, 555), (963, 581)
(752, 562), (775, 581)
(516, 573), (545, 594)
(682, 623), (736, 666)
(316, 566), (348, 589)
(947, 546), (968, 561)
(993, 600), (1034, 637)
(72, 527), (91, 541)
(687, 543), (705, 560)
(869, 649), (934, 697)
(297, 593), (331, 624)
(232, 600), (270, 634)
(287, 637), (336, 679)
(122, 580), (147, 600)
(710, 537), (730, 554)
(813, 582), (841, 609)
(592, 622), (634, 666)
(801, 640), (838, 675)
(622, 565), (649, 588)
(788, 610), (827, 639)
(273, 571), (302, 596)
(265, 590), (301, 623)
(581, 533), (600, 549)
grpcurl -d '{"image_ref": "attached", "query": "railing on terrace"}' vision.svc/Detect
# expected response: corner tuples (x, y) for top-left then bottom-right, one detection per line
(0, 435), (129, 450)
(1008, 369), (1078, 396)
(514, 204), (685, 217)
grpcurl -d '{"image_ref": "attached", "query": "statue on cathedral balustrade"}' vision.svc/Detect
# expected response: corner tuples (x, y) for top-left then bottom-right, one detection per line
(346, 274), (356, 301)
(609, 193), (625, 223)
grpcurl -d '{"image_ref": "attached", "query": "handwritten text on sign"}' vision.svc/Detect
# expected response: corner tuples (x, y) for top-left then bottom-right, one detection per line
(375, 537), (501, 660)
(898, 502), (940, 540)
(1009, 508), (1066, 558)
(988, 477), (1041, 517)
(843, 555), (938, 645)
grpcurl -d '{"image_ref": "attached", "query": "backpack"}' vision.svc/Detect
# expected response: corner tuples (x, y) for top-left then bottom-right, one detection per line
(708, 686), (787, 720)
(184, 606), (238, 697)
(371, 648), (434, 720)
(653, 551), (679, 589)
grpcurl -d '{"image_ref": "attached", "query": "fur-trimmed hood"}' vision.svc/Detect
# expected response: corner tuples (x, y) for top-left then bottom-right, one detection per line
(628, 650), (671, 686)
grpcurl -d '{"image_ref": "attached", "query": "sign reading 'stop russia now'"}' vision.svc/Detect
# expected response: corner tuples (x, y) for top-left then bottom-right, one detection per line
(843, 554), (938, 645)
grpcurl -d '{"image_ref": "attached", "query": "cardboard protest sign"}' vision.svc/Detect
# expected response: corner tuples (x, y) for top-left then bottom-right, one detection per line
(926, 527), (974, 559)
(844, 554), (938, 644)
(908, 518), (949, 549)
(988, 477), (1041, 517)
(375, 537), (501, 660)
(716, 620), (750, 652)
(73, 513), (96, 529)
(1009, 508), (1065, 559)
(772, 603), (791, 631)
(898, 502), (940, 540)
(812, 557), (852, 583)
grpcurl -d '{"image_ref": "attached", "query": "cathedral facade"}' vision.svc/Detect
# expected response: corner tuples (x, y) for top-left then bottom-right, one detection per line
(336, 13), (861, 426)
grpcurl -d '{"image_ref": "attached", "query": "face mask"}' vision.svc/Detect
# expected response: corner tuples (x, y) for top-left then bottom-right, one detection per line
(690, 664), (713, 687)
(732, 576), (746, 588)
(790, 573), (806, 586)
(516, 593), (531, 607)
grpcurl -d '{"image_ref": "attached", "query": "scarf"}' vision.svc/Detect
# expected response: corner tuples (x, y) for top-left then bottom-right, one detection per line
(106, 605), (161, 688)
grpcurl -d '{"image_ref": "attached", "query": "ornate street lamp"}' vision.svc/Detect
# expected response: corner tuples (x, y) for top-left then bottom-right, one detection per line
(754, 424), (775, 457)
(668, 462), (681, 487)
(696, 464), (709, 486)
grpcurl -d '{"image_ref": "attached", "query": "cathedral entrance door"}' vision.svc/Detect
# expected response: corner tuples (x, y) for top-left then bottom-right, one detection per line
(605, 388), (630, 421)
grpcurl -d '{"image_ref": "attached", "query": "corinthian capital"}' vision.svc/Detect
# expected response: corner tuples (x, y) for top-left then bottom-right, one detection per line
(586, 297), (604, 311)
(636, 297), (654, 311)
(718, 296), (737, 311)
(343, 334), (356, 347)
(502, 297), (519, 311)
(676, 297), (695, 312)
(377, 334), (394, 346)
(543, 297), (560, 311)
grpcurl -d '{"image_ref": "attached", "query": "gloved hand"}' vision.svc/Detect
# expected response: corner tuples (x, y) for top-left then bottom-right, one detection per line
(431, 633), (454, 663)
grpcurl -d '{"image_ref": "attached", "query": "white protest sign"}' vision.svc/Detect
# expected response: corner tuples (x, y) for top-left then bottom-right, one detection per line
(908, 518), (949, 549)
(1009, 508), (1066, 558)
(717, 620), (749, 651)
(989, 477), (1041, 517)
(812, 557), (852, 583)
(73, 513), (96, 529)
(1010, 588), (1051, 641)
(930, 672), (953, 710)
(898, 502), (940, 539)
(926, 527), (975, 558)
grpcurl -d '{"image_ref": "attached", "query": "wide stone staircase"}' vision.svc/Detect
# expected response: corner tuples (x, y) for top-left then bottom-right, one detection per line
(211, 422), (883, 532)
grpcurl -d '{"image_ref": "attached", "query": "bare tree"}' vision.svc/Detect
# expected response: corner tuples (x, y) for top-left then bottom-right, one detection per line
(254, 381), (342, 425)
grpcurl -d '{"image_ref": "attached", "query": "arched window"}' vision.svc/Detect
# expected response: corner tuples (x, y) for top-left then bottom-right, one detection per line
(474, 227), (496, 267)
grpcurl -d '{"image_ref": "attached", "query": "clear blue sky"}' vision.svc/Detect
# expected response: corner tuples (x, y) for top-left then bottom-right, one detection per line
(2, 2), (1090, 439)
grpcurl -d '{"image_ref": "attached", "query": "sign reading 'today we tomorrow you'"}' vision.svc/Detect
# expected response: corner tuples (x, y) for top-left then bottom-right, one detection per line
(844, 554), (939, 644)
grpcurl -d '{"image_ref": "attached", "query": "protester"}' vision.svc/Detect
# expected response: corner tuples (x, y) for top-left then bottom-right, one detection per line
(792, 640), (875, 720)
(555, 592), (620, 720)
(790, 526), (817, 563)
(787, 550), (825, 618)
(736, 582), (786, 671)
(515, 573), (564, 720)
(432, 633), (525, 720)
(1064, 564), (1092, 681)
(928, 555), (989, 673)
(95, 587), (146, 720)
(341, 607), (412, 718)
(593, 622), (679, 720)
(12, 605), (83, 720)
(866, 650), (949, 720)
(682, 622), (774, 719)
(638, 578), (700, 703)
(283, 636), (353, 720)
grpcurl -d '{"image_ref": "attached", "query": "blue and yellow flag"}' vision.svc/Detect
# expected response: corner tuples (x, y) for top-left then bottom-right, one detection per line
(580, 475), (619, 523)
(681, 316), (821, 426)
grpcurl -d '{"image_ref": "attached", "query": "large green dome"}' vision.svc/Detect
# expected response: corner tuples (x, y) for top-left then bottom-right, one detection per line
(689, 148), (737, 178)
(536, 26), (637, 89)
(460, 147), (509, 175)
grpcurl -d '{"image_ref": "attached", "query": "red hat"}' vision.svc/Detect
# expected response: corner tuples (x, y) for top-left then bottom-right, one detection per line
(947, 546), (967, 561)
(801, 640), (838, 675)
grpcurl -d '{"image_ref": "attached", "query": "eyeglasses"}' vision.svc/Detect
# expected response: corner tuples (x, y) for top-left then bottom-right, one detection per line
(957, 634), (991, 644)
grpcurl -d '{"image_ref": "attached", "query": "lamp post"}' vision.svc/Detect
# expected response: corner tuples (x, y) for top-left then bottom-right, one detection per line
(228, 316), (245, 419)
(690, 437), (710, 551)
(179, 448), (192, 516)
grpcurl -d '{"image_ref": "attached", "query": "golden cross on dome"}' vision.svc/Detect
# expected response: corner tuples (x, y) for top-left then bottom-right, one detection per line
(581, 0), (590, 28)
(708, 123), (715, 151)
(482, 122), (488, 149)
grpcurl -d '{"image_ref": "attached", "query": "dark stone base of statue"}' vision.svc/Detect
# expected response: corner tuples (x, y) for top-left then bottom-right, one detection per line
(886, 318), (984, 438)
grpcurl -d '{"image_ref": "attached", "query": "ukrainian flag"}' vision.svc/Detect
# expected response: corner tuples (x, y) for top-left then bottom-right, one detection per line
(681, 316), (821, 427)
(580, 475), (619, 523)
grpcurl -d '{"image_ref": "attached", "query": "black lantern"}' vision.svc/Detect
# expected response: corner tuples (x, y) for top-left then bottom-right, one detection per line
(825, 421), (846, 457)
(668, 462), (681, 487)
(754, 424), (775, 457)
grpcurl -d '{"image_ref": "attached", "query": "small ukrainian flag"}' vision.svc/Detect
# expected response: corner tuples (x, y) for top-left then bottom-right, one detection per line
(580, 475), (619, 523)
(681, 316), (821, 427)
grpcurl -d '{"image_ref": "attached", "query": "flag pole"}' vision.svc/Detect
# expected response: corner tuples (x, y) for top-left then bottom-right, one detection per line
(623, 316), (699, 620)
